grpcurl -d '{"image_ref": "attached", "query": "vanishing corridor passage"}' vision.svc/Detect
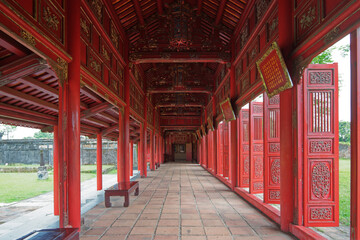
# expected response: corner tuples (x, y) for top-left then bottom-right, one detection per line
(80, 163), (294, 240)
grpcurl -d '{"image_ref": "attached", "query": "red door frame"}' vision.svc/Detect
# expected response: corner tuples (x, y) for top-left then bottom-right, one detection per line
(238, 108), (250, 187)
(263, 94), (281, 204)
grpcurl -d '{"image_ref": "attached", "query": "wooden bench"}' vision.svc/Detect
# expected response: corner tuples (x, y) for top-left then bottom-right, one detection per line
(18, 228), (79, 240)
(104, 181), (139, 208)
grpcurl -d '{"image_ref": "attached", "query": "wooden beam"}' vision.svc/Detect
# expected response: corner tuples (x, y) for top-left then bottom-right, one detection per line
(82, 117), (110, 128)
(0, 102), (57, 121)
(197, 0), (203, 15)
(132, 0), (145, 26)
(215, 0), (227, 25)
(148, 89), (212, 94)
(157, 104), (205, 108)
(80, 87), (103, 103)
(0, 108), (57, 125)
(80, 102), (113, 119)
(130, 52), (230, 64)
(0, 116), (45, 129)
(0, 86), (58, 112)
(98, 112), (117, 123)
(0, 54), (49, 87)
(101, 124), (119, 137)
(19, 76), (58, 98)
(157, 0), (163, 15)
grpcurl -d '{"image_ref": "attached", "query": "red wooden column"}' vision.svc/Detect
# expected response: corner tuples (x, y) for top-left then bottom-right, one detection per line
(65, 0), (81, 229)
(279, 0), (294, 232)
(150, 129), (155, 170)
(53, 126), (59, 216)
(123, 64), (131, 186)
(118, 109), (125, 184)
(96, 133), (102, 191)
(212, 100), (217, 174)
(350, 28), (360, 240)
(130, 141), (133, 176)
(138, 124), (143, 175)
(229, 65), (237, 189)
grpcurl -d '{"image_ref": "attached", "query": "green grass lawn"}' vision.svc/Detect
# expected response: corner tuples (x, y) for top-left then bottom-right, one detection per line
(0, 172), (96, 203)
(80, 165), (114, 173)
(339, 158), (350, 225)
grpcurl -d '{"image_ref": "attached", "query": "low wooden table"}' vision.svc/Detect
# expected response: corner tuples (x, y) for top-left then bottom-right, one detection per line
(105, 181), (139, 208)
(18, 228), (79, 240)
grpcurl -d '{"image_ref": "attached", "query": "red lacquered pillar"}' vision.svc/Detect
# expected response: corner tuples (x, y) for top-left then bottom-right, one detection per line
(143, 125), (148, 177)
(96, 133), (102, 190)
(350, 28), (360, 240)
(53, 126), (59, 216)
(124, 64), (130, 186)
(66, 0), (81, 229)
(229, 65), (237, 189)
(150, 130), (155, 170)
(137, 138), (142, 173)
(118, 109), (124, 184)
(130, 141), (134, 176)
(279, 0), (294, 232)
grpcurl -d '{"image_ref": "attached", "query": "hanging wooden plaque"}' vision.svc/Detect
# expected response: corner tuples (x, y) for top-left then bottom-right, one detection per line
(256, 42), (293, 98)
(220, 98), (236, 122)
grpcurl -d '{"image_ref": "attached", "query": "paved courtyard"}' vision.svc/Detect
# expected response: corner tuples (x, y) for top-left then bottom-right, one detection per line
(80, 163), (294, 240)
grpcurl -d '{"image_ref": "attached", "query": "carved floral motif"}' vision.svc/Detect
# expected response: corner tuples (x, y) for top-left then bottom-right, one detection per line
(90, 0), (102, 20)
(269, 95), (280, 105)
(271, 159), (280, 184)
(102, 45), (110, 61)
(253, 182), (263, 190)
(255, 157), (263, 178)
(269, 143), (280, 153)
(269, 190), (280, 200)
(20, 30), (36, 47)
(312, 162), (331, 199)
(253, 104), (263, 114)
(310, 207), (332, 220)
(243, 144), (249, 152)
(244, 156), (249, 174)
(43, 7), (59, 31)
(89, 56), (101, 73)
(80, 18), (90, 38)
(254, 144), (263, 152)
(111, 24), (119, 48)
(309, 72), (332, 84)
(300, 6), (316, 30)
(310, 140), (332, 153)
(256, 0), (268, 22)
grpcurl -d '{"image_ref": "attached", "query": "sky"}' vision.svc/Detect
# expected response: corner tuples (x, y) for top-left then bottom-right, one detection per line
(1, 36), (352, 139)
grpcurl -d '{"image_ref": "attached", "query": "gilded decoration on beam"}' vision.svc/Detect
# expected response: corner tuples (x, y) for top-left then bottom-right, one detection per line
(102, 45), (110, 61)
(110, 24), (119, 49)
(90, 0), (103, 21)
(20, 30), (36, 47)
(300, 6), (316, 30)
(42, 7), (59, 31)
(129, 53), (141, 62)
(89, 56), (101, 73)
(256, 0), (268, 22)
(80, 18), (90, 38)
(50, 58), (68, 86)
(324, 27), (340, 43)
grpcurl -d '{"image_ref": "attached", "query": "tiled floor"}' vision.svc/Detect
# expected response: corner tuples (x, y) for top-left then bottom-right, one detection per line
(80, 163), (295, 240)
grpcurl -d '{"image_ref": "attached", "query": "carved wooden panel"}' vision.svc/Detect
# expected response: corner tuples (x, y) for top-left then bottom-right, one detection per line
(303, 64), (339, 227)
(249, 102), (264, 194)
(130, 81), (144, 117)
(239, 108), (250, 187)
(264, 94), (280, 204)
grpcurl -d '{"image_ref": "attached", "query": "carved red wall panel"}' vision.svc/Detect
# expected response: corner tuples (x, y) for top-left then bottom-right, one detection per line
(130, 81), (144, 117)
(249, 102), (264, 194)
(263, 94), (280, 204)
(223, 122), (230, 178)
(303, 64), (339, 227)
(239, 109), (250, 187)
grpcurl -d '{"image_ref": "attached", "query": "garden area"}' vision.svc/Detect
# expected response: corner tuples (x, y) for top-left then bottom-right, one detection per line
(0, 164), (116, 203)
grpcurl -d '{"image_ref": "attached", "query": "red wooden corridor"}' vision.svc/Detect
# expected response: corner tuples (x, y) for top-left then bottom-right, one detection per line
(0, 0), (359, 239)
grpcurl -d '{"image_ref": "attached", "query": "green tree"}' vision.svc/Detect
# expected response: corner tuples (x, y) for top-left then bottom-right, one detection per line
(311, 47), (335, 64)
(0, 124), (17, 139)
(339, 121), (350, 142)
(33, 131), (53, 139)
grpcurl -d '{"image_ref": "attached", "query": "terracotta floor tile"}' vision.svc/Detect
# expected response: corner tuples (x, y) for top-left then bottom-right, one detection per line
(154, 235), (178, 240)
(131, 226), (156, 235)
(202, 219), (224, 227)
(160, 213), (179, 219)
(181, 226), (205, 235)
(229, 226), (256, 236)
(155, 226), (179, 235)
(204, 226), (231, 236)
(105, 226), (131, 235)
(100, 235), (126, 240)
(200, 213), (219, 219)
(158, 219), (179, 226)
(135, 219), (158, 227)
(112, 219), (136, 227)
(181, 214), (201, 220)
(127, 234), (153, 240)
(139, 213), (160, 220)
(181, 236), (206, 240)
(80, 236), (99, 240)
(181, 219), (203, 226)
(207, 236), (233, 240)
(83, 227), (107, 236)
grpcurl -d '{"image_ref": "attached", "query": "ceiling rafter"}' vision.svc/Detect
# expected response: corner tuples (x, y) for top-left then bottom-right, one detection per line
(132, 0), (145, 26)
(215, 0), (228, 25)
(80, 102), (113, 120)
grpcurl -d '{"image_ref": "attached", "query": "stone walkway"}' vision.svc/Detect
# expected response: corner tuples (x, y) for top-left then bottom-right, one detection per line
(80, 163), (295, 240)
